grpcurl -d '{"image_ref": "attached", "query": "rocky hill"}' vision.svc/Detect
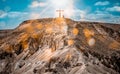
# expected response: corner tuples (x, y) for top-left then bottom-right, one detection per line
(0, 18), (120, 74)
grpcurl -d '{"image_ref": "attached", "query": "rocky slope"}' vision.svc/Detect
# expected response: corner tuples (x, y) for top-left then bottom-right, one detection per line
(0, 18), (120, 74)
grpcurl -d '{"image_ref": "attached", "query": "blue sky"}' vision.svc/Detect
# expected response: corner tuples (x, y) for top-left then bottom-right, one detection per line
(0, 0), (120, 29)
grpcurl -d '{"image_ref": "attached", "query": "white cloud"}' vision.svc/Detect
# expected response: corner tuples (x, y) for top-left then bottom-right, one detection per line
(29, 1), (47, 8)
(7, 12), (28, 18)
(29, 13), (40, 19)
(64, 2), (74, 18)
(72, 9), (86, 21)
(95, 1), (110, 6)
(0, 10), (7, 18)
(0, 11), (29, 19)
(83, 11), (120, 24)
(79, 10), (86, 20)
(0, 13), (7, 18)
(106, 6), (120, 12)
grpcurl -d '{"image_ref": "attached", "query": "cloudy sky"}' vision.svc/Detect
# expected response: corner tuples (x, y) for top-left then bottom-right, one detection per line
(0, 0), (120, 29)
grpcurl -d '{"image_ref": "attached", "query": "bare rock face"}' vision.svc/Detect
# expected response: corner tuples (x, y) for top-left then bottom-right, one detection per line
(0, 18), (120, 74)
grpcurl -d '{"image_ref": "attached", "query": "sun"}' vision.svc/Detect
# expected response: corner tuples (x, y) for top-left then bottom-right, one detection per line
(48, 0), (74, 18)
(50, 0), (69, 8)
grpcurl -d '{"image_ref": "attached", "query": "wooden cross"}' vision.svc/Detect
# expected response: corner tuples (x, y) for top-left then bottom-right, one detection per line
(56, 10), (64, 18)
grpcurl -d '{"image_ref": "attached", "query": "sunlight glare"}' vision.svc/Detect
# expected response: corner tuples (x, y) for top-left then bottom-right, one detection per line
(50, 0), (69, 8)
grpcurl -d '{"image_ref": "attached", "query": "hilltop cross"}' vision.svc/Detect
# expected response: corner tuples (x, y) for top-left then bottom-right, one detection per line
(56, 10), (64, 18)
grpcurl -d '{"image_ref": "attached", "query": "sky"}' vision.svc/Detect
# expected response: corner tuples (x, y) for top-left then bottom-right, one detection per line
(0, 0), (120, 29)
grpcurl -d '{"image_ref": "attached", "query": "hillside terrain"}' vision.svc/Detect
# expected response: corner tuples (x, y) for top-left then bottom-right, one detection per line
(0, 18), (120, 74)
